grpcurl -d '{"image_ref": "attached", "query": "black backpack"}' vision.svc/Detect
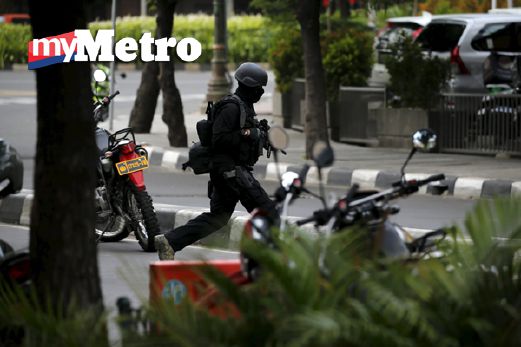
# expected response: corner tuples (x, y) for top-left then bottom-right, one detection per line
(182, 95), (247, 175)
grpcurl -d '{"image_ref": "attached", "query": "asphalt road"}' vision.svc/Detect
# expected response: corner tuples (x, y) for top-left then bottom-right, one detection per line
(0, 223), (238, 308)
(14, 162), (476, 230)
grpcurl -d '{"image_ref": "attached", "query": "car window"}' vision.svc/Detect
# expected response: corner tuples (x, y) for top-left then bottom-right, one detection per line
(471, 22), (521, 52)
(416, 22), (466, 51)
(389, 22), (422, 31)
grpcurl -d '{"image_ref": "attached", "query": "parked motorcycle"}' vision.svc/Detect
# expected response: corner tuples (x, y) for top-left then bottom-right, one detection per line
(296, 129), (446, 258)
(0, 240), (30, 289)
(473, 52), (521, 146)
(241, 128), (447, 281)
(0, 239), (29, 344)
(92, 70), (160, 252)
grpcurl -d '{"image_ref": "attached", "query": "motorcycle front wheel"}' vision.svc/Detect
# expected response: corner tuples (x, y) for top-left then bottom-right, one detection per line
(125, 185), (160, 252)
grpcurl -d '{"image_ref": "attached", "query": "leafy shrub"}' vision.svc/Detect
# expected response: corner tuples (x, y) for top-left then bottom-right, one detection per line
(0, 24), (32, 69)
(145, 197), (521, 346)
(268, 23), (374, 97)
(323, 29), (374, 100)
(3, 197), (521, 346)
(267, 25), (304, 94)
(0, 16), (273, 68)
(421, 0), (489, 15)
(385, 36), (450, 109)
(375, 4), (414, 29)
(89, 15), (271, 65)
(228, 15), (272, 64)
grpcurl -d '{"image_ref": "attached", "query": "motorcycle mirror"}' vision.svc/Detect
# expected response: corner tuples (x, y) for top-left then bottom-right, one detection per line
(312, 141), (334, 209)
(93, 69), (107, 83)
(400, 129), (438, 180)
(312, 141), (334, 169)
(268, 126), (289, 150)
(412, 128), (437, 152)
(281, 171), (299, 191)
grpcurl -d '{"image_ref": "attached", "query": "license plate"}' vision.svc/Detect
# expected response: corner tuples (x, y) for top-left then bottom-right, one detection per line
(115, 156), (149, 175)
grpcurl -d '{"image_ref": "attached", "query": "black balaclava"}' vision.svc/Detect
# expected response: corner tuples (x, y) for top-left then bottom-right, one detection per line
(236, 81), (264, 105)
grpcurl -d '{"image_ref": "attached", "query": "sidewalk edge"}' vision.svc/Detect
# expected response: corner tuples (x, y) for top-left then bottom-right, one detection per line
(144, 146), (521, 200)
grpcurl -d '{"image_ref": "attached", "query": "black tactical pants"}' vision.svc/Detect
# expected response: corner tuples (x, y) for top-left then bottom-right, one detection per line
(165, 167), (278, 251)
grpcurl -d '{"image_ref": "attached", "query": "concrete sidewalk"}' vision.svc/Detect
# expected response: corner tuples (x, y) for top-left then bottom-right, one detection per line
(103, 95), (521, 199)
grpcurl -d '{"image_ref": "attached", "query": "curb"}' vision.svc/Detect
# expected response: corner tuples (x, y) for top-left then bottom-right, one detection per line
(0, 191), (317, 251)
(144, 146), (521, 200)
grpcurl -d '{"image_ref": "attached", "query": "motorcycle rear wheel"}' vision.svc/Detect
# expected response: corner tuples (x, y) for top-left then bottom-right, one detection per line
(126, 185), (160, 252)
(95, 213), (129, 242)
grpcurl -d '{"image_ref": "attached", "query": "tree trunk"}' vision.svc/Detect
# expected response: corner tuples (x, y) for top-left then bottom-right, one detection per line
(128, 61), (160, 133)
(28, 0), (104, 320)
(296, 0), (329, 158)
(157, 0), (188, 147)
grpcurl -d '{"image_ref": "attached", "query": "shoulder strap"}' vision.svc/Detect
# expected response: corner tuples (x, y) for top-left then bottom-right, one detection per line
(230, 94), (247, 128)
(212, 95), (247, 128)
(205, 101), (214, 121)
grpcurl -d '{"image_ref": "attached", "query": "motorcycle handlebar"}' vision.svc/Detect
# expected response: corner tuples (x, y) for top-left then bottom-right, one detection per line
(107, 90), (120, 101)
(102, 90), (120, 106)
(418, 174), (445, 186)
(296, 209), (331, 226)
(296, 216), (317, 226)
(295, 173), (445, 229)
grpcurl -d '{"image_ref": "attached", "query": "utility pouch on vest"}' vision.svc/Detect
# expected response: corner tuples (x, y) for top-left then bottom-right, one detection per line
(196, 119), (213, 147)
(182, 142), (211, 175)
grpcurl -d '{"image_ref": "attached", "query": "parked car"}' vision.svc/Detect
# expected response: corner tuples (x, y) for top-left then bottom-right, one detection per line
(415, 13), (521, 93)
(375, 12), (432, 63)
(0, 139), (23, 198)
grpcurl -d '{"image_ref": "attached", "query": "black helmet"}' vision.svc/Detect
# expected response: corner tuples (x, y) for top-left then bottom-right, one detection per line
(235, 62), (268, 88)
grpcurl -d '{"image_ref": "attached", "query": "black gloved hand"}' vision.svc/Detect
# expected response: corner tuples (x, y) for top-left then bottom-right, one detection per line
(259, 119), (270, 133)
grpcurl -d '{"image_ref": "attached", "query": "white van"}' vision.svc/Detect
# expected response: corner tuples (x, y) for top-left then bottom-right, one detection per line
(415, 13), (521, 93)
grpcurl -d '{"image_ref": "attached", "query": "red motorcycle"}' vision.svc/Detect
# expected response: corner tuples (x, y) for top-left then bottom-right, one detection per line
(93, 91), (160, 252)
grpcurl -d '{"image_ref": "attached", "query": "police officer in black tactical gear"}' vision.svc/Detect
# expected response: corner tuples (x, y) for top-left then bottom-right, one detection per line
(155, 62), (278, 260)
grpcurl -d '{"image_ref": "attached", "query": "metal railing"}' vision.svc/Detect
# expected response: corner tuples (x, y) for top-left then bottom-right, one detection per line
(439, 93), (521, 155)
